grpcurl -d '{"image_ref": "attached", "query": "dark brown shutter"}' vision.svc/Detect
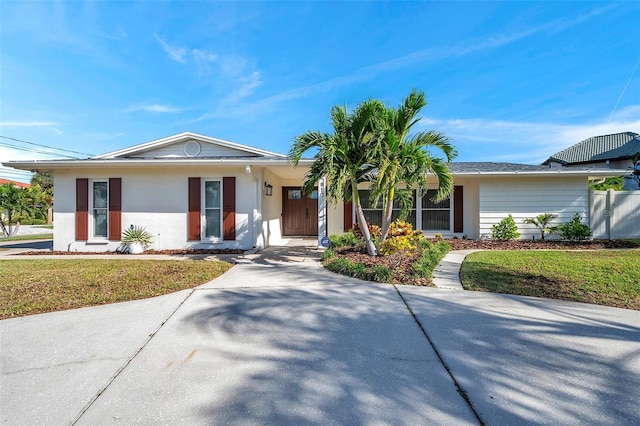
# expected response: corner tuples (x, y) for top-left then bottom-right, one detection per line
(454, 185), (464, 233)
(188, 178), (201, 241)
(344, 200), (353, 232)
(223, 177), (236, 240)
(76, 178), (89, 241)
(108, 178), (122, 241)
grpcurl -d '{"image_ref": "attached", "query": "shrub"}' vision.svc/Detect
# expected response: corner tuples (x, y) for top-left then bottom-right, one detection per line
(326, 257), (367, 280)
(413, 240), (451, 278)
(558, 213), (592, 241)
(351, 223), (381, 239)
(369, 265), (392, 282)
(379, 220), (425, 256)
(522, 213), (557, 241)
(329, 232), (360, 248)
(491, 215), (520, 241)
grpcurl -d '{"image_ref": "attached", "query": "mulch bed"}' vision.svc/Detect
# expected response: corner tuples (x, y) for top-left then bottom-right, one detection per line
(332, 246), (430, 285)
(446, 239), (639, 251)
(16, 249), (246, 256)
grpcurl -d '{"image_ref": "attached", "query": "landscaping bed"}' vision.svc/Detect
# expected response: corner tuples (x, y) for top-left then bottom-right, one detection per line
(447, 238), (640, 251)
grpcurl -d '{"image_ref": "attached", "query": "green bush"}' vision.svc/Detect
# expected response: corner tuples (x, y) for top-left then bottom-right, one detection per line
(558, 213), (592, 241)
(325, 257), (392, 282)
(413, 240), (450, 278)
(379, 220), (425, 256)
(491, 215), (520, 241)
(369, 265), (392, 282)
(329, 232), (360, 248)
(18, 218), (47, 225)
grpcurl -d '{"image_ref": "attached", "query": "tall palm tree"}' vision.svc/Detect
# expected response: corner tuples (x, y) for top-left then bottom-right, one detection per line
(370, 89), (457, 242)
(290, 101), (384, 256)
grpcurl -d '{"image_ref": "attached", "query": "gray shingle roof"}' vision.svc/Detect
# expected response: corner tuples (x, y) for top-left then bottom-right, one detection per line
(543, 132), (640, 165)
(448, 162), (548, 173)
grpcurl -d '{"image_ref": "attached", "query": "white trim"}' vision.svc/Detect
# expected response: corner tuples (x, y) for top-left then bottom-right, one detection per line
(201, 178), (223, 242)
(89, 179), (109, 241)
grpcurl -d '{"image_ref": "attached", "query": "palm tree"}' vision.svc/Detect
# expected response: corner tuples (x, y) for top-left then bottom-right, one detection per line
(290, 101), (384, 256)
(0, 183), (34, 237)
(523, 213), (557, 240)
(370, 89), (457, 242)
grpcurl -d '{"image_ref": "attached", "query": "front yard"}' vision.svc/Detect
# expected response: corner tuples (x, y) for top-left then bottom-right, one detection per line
(460, 250), (640, 310)
(0, 259), (232, 319)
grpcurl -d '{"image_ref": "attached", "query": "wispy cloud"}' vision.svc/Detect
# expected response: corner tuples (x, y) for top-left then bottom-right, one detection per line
(227, 4), (615, 115)
(154, 34), (187, 63)
(419, 105), (640, 164)
(192, 48), (217, 74)
(123, 104), (181, 113)
(0, 121), (63, 135)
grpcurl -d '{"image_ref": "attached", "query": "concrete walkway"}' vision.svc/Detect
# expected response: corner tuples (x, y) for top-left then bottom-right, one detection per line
(2, 245), (639, 425)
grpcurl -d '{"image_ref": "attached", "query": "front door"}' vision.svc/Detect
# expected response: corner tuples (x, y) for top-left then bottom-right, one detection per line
(282, 187), (318, 236)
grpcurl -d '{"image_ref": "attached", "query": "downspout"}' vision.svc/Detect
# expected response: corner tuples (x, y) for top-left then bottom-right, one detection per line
(245, 165), (262, 249)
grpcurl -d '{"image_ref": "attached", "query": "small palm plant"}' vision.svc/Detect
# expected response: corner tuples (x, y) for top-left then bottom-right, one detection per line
(523, 213), (557, 241)
(120, 225), (153, 253)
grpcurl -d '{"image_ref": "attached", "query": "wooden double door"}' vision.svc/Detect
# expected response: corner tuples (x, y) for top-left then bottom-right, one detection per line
(282, 187), (318, 236)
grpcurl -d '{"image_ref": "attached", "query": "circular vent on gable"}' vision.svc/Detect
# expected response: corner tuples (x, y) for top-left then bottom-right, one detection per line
(184, 140), (201, 157)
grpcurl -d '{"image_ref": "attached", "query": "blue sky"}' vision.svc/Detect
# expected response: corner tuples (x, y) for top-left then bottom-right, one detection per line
(1, 1), (639, 182)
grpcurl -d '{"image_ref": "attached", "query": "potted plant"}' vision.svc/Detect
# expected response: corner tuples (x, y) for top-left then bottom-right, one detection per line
(120, 225), (153, 254)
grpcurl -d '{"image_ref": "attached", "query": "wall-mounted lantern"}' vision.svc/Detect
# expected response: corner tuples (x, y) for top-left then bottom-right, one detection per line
(264, 182), (273, 196)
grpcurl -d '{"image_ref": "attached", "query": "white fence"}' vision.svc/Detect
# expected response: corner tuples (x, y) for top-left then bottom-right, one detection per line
(590, 189), (640, 239)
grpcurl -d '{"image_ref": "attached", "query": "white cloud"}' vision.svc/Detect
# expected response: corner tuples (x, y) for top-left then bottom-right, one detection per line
(419, 105), (640, 164)
(123, 104), (181, 113)
(192, 48), (217, 74)
(154, 34), (187, 63)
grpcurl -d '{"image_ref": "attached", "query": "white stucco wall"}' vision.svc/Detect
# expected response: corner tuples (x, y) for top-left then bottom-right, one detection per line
(53, 166), (258, 252)
(478, 176), (589, 240)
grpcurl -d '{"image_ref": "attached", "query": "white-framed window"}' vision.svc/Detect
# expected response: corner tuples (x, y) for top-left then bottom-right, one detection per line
(203, 179), (222, 240)
(421, 189), (451, 231)
(90, 180), (108, 239)
(358, 190), (417, 228)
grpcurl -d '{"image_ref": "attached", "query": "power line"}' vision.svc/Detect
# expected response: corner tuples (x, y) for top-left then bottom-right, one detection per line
(0, 135), (94, 157)
(0, 141), (80, 159)
(609, 55), (640, 123)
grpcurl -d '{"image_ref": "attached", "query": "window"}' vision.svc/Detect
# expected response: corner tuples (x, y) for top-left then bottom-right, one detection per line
(204, 180), (222, 239)
(91, 181), (108, 238)
(358, 190), (416, 228)
(421, 190), (450, 231)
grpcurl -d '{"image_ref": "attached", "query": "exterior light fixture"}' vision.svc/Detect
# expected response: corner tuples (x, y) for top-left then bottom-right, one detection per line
(264, 182), (273, 196)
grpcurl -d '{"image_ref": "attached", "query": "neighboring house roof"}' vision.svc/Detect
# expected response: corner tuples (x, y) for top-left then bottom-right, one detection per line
(0, 178), (31, 188)
(543, 132), (640, 166)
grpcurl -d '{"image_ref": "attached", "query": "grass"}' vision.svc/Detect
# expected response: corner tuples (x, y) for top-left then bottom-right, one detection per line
(0, 259), (232, 319)
(460, 250), (640, 310)
(32, 225), (54, 229)
(0, 233), (53, 242)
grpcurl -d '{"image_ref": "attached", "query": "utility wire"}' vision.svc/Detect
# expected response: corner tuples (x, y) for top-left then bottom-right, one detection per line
(0, 141), (80, 159)
(0, 135), (94, 157)
(608, 55), (640, 123)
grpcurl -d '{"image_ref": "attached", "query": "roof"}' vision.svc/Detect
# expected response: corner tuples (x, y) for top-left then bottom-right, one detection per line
(0, 178), (31, 188)
(543, 132), (640, 166)
(94, 132), (287, 160)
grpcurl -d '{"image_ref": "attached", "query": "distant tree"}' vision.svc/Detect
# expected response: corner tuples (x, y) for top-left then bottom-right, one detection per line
(31, 172), (54, 223)
(0, 184), (34, 237)
(589, 177), (623, 191)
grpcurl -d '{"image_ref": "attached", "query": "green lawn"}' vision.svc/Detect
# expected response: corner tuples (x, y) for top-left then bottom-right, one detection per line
(0, 233), (53, 242)
(460, 250), (640, 310)
(0, 259), (232, 319)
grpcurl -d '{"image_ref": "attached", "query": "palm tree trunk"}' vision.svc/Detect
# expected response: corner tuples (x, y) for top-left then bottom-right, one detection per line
(352, 180), (377, 256)
(379, 187), (395, 243)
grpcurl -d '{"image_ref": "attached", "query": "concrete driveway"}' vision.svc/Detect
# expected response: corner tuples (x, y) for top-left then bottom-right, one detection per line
(2, 249), (639, 425)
